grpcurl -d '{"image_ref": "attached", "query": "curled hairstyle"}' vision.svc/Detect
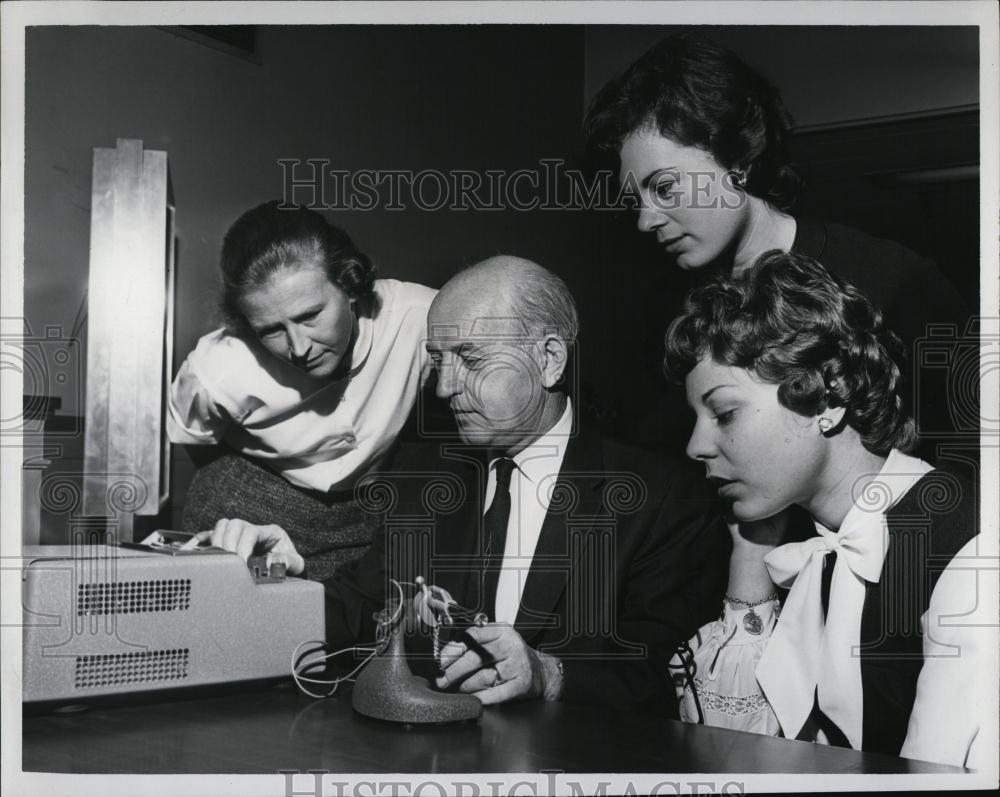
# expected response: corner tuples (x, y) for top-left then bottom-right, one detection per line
(583, 32), (801, 211)
(219, 201), (376, 336)
(663, 251), (915, 456)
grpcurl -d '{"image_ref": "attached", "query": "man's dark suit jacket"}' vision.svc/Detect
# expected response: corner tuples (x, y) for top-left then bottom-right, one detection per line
(323, 424), (730, 718)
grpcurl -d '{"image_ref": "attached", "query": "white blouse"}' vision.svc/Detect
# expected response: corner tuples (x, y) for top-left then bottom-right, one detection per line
(167, 279), (437, 492)
(672, 450), (992, 769)
(673, 598), (781, 737)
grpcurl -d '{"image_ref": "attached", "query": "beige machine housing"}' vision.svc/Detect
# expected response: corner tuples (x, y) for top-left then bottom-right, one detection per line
(21, 540), (324, 703)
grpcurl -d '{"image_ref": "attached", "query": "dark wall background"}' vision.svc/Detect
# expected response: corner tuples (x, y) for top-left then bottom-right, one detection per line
(25, 25), (589, 534)
(25, 24), (589, 411)
(24, 25), (980, 535)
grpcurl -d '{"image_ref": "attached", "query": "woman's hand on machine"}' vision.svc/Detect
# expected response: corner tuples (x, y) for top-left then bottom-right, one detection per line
(196, 518), (305, 576)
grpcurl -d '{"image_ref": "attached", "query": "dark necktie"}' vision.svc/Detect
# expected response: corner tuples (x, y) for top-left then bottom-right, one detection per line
(482, 457), (515, 621)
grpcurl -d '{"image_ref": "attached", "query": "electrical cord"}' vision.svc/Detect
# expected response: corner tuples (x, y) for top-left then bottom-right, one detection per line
(288, 577), (491, 699)
(669, 639), (705, 725)
(289, 578), (406, 699)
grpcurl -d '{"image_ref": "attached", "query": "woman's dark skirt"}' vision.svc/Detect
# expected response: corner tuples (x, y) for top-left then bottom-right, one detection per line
(181, 452), (379, 581)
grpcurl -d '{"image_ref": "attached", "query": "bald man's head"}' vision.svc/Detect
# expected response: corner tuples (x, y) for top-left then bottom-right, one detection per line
(432, 256), (578, 342)
(425, 256), (577, 454)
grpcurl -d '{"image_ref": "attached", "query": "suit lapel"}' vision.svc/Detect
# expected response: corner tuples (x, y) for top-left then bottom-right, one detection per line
(514, 427), (605, 643)
(430, 445), (489, 612)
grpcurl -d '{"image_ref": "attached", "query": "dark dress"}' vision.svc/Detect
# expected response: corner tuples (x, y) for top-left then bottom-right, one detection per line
(791, 219), (975, 465)
(791, 218), (971, 352)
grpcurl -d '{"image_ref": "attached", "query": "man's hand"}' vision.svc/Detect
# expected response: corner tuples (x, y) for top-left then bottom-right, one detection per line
(435, 623), (561, 705)
(196, 518), (305, 576)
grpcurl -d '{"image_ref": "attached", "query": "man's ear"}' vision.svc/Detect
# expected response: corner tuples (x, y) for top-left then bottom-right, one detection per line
(538, 334), (569, 389)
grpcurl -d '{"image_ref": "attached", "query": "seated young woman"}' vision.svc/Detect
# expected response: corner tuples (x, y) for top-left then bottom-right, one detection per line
(662, 250), (986, 768)
(167, 201), (436, 572)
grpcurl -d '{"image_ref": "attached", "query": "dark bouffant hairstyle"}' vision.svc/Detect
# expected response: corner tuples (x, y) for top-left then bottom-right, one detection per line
(663, 251), (915, 456)
(219, 201), (376, 336)
(583, 32), (801, 211)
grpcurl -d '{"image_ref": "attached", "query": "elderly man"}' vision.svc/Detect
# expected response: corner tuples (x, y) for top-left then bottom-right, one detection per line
(209, 256), (728, 715)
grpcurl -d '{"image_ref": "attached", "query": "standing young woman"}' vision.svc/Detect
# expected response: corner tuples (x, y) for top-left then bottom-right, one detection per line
(662, 251), (987, 768)
(583, 33), (971, 458)
(168, 201), (436, 576)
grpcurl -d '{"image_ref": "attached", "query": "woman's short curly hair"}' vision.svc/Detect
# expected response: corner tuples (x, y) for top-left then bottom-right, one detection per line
(663, 250), (915, 456)
(583, 31), (801, 211)
(219, 201), (376, 336)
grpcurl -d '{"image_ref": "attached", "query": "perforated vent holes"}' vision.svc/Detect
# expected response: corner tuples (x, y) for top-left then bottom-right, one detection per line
(74, 649), (191, 689)
(77, 579), (192, 615)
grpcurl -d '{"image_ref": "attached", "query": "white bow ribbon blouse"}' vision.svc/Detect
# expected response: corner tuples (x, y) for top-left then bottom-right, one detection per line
(755, 450), (932, 750)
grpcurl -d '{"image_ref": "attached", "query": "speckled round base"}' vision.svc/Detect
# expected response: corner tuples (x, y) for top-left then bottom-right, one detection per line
(351, 624), (482, 725)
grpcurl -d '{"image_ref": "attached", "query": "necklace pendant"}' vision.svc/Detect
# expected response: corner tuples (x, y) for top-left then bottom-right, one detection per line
(743, 608), (764, 635)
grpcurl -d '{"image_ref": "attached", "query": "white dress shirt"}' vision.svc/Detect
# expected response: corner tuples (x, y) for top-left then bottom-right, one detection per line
(484, 399), (573, 624)
(167, 279), (436, 492)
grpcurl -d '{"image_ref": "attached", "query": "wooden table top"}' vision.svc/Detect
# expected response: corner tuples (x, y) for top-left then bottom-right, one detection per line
(21, 681), (967, 776)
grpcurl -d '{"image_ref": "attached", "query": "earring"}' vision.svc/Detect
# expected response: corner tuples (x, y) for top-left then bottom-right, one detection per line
(818, 417), (834, 433)
(731, 169), (747, 188)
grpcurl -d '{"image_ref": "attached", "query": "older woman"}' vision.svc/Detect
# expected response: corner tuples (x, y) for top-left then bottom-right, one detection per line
(168, 201), (436, 575)
(583, 33), (971, 459)
(663, 251), (986, 768)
